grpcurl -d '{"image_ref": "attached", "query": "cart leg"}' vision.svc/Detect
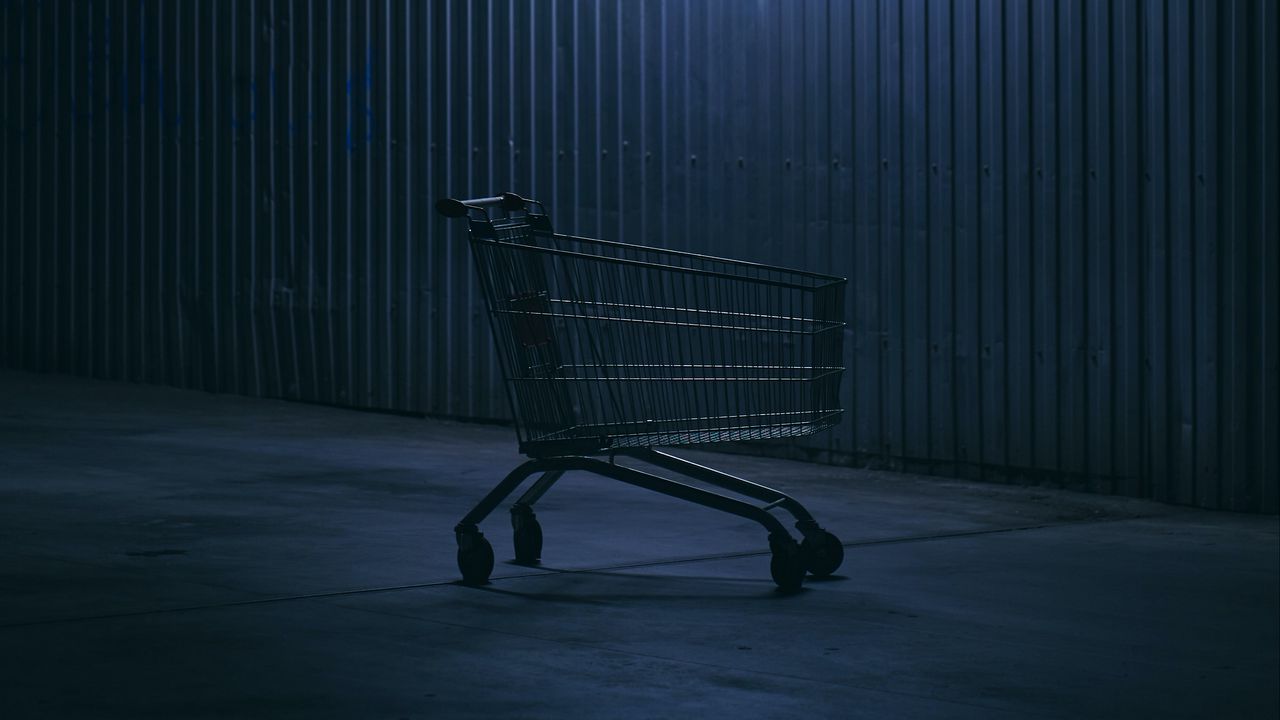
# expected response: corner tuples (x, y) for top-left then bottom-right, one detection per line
(568, 456), (792, 537)
(456, 459), (557, 530)
(618, 448), (845, 578)
(513, 470), (563, 508)
(567, 457), (808, 588)
(620, 448), (816, 524)
(455, 460), (568, 583)
(506, 471), (562, 565)
(566, 457), (804, 590)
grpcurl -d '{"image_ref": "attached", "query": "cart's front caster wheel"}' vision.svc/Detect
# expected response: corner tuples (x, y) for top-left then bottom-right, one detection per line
(456, 529), (494, 585)
(511, 510), (543, 565)
(801, 529), (844, 578)
(769, 534), (806, 592)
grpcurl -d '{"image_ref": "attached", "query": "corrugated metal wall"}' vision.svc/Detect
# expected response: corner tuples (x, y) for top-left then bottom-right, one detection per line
(2, 0), (1276, 512)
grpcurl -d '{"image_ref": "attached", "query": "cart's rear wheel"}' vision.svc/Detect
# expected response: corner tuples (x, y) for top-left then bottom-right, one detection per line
(801, 530), (844, 578)
(512, 513), (543, 565)
(769, 535), (806, 591)
(457, 531), (495, 585)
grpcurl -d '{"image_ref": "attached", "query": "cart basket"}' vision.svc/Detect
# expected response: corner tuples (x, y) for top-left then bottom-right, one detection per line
(439, 193), (847, 458)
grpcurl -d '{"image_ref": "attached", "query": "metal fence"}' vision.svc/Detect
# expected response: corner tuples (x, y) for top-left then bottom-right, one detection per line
(2, 0), (1276, 512)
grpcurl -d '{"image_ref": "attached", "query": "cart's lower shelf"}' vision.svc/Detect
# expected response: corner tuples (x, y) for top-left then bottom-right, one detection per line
(520, 409), (842, 456)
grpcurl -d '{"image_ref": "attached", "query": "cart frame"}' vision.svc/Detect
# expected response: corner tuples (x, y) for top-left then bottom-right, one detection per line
(438, 192), (846, 591)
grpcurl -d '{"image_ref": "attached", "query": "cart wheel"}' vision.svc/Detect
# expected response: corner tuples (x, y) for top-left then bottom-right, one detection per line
(801, 529), (844, 578)
(456, 530), (495, 585)
(769, 535), (806, 592)
(512, 515), (543, 565)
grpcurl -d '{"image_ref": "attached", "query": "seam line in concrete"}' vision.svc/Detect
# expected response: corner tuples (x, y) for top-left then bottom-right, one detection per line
(0, 514), (1151, 630)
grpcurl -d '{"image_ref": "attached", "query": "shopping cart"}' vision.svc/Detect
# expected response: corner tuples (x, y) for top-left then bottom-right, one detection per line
(436, 192), (847, 590)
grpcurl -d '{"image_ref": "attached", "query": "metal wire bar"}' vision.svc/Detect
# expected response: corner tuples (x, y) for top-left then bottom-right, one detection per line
(619, 448), (818, 526)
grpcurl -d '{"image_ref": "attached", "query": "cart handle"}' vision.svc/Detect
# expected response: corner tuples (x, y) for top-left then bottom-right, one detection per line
(435, 192), (529, 218)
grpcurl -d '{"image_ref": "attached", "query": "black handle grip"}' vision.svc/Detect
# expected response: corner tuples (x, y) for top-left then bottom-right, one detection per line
(436, 192), (529, 218)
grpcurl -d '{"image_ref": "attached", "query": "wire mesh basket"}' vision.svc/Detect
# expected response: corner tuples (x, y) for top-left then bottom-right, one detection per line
(455, 196), (846, 457)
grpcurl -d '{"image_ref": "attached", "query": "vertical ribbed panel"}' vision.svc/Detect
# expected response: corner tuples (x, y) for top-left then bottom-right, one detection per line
(1, 0), (1276, 512)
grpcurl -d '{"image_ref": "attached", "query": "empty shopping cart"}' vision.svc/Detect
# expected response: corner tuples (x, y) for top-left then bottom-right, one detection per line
(436, 192), (846, 590)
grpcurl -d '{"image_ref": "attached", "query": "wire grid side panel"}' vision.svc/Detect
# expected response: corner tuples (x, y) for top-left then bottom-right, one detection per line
(468, 223), (576, 443)
(472, 232), (845, 449)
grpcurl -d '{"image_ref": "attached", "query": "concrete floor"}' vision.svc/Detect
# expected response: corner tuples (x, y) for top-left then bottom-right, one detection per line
(0, 370), (1276, 719)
